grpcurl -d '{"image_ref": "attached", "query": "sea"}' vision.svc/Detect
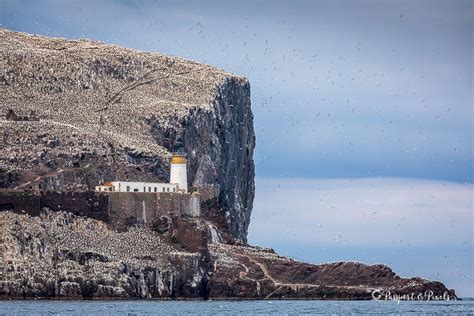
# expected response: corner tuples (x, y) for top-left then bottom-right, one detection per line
(0, 299), (472, 315)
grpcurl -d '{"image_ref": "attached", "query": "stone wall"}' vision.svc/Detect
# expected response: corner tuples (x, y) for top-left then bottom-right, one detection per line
(0, 192), (40, 215)
(0, 190), (204, 252)
(42, 191), (109, 222)
(106, 192), (200, 230)
(0, 191), (108, 221)
(0, 190), (200, 231)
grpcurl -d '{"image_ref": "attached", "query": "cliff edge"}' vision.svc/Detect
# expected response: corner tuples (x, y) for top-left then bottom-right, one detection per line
(0, 28), (255, 241)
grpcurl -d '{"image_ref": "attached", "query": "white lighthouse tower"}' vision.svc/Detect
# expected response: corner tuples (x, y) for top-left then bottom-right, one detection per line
(170, 141), (188, 193)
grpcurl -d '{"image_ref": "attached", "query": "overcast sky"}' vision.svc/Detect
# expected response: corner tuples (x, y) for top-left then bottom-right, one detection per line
(1, 0), (472, 296)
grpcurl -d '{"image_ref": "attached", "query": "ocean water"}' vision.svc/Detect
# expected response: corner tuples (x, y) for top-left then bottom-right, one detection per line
(0, 300), (472, 315)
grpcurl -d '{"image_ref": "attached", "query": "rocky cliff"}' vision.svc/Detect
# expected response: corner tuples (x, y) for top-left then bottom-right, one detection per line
(0, 210), (456, 300)
(0, 28), (254, 241)
(0, 29), (456, 300)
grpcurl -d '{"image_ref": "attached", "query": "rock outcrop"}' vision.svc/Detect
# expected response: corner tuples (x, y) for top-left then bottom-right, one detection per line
(0, 211), (201, 299)
(0, 29), (456, 300)
(0, 211), (456, 300)
(0, 28), (254, 241)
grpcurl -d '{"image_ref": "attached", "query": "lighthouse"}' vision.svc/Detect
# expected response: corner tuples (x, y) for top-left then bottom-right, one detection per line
(170, 141), (188, 193)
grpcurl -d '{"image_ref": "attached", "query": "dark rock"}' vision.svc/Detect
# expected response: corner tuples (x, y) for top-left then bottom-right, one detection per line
(152, 216), (172, 234)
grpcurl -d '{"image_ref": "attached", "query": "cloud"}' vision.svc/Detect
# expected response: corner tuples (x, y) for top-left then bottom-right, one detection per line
(248, 176), (473, 297)
(249, 177), (473, 247)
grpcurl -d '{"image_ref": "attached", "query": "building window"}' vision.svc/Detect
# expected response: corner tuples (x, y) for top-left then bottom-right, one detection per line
(98, 187), (101, 192)
(144, 187), (146, 192)
(148, 187), (151, 192)
(173, 188), (176, 192)
(127, 186), (130, 192)
(154, 187), (157, 192)
(167, 187), (170, 192)
(134, 189), (139, 192)
(162, 188), (165, 192)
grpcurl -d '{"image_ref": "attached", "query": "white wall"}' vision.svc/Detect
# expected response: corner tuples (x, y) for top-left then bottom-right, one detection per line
(110, 181), (178, 193)
(95, 186), (112, 192)
(170, 163), (188, 192)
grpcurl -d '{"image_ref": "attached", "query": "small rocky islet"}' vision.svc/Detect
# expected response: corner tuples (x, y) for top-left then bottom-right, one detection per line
(0, 28), (456, 300)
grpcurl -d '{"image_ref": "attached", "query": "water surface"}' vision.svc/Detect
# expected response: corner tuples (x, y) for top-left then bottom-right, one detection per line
(0, 299), (473, 315)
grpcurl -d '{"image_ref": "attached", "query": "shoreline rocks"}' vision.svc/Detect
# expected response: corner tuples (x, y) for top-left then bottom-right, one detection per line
(0, 211), (456, 300)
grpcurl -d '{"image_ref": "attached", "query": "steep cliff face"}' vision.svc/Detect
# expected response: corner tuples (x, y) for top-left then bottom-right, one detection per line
(148, 77), (255, 240)
(0, 28), (254, 241)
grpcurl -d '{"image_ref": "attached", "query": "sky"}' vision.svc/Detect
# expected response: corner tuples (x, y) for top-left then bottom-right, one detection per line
(1, 0), (473, 296)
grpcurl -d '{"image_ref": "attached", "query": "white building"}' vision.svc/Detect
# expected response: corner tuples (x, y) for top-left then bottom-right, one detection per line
(96, 181), (178, 193)
(170, 156), (187, 193)
(95, 142), (188, 193)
